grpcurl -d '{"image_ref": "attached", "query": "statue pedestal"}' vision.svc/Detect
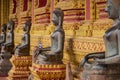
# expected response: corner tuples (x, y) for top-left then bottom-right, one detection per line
(30, 63), (66, 80)
(7, 55), (32, 80)
(0, 52), (12, 76)
(81, 64), (120, 80)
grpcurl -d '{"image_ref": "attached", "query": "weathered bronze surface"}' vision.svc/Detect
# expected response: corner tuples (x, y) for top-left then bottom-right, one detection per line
(34, 8), (65, 64)
(14, 20), (31, 56)
(80, 0), (120, 80)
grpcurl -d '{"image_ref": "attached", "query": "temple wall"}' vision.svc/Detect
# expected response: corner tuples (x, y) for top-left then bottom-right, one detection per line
(0, 0), (9, 29)
(0, 0), (113, 79)
(0, 1), (1, 29)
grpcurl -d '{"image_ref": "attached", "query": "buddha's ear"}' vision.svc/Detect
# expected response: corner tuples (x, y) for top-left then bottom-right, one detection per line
(27, 25), (30, 32)
(119, 5), (120, 19)
(58, 16), (62, 26)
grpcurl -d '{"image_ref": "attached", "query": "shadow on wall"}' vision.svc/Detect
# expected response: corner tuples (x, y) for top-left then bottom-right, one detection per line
(66, 38), (80, 79)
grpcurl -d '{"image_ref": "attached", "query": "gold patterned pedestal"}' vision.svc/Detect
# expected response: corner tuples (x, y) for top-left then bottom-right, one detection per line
(30, 63), (66, 80)
(8, 56), (32, 80)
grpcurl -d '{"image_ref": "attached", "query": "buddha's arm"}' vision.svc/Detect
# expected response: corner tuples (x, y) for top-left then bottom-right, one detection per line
(80, 52), (105, 67)
(4, 33), (13, 46)
(96, 29), (120, 64)
(0, 34), (5, 44)
(98, 30), (120, 64)
(96, 55), (120, 64)
(18, 43), (28, 49)
(100, 29), (120, 64)
(118, 30), (120, 55)
(54, 32), (63, 53)
(19, 34), (29, 49)
(42, 47), (51, 51)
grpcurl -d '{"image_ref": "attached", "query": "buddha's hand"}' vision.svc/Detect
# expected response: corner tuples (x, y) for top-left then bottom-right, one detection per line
(95, 58), (105, 64)
(1, 43), (4, 46)
(80, 57), (86, 67)
(45, 52), (56, 56)
(34, 50), (41, 57)
(17, 48), (20, 52)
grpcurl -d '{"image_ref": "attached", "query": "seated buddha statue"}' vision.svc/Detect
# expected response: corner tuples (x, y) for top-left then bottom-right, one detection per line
(1, 20), (14, 54)
(0, 24), (7, 51)
(80, 0), (120, 77)
(14, 20), (31, 56)
(34, 8), (65, 64)
(80, 1), (120, 80)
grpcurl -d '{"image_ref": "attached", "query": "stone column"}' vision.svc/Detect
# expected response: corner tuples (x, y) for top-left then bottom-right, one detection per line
(50, 0), (54, 22)
(0, 1), (1, 27)
(85, 0), (95, 21)
(32, 0), (34, 24)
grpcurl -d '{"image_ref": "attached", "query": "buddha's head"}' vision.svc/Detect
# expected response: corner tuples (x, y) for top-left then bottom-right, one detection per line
(1, 24), (7, 32)
(7, 19), (14, 31)
(52, 8), (64, 27)
(23, 20), (31, 32)
(105, 0), (120, 20)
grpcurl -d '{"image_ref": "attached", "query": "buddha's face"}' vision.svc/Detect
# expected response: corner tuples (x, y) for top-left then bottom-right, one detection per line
(1, 26), (4, 32)
(52, 13), (59, 26)
(105, 0), (119, 19)
(7, 23), (11, 30)
(23, 24), (27, 31)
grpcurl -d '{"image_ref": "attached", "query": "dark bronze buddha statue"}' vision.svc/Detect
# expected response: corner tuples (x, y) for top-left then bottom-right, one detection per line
(14, 20), (31, 56)
(34, 8), (65, 64)
(81, 0), (120, 68)
(2, 20), (14, 54)
(80, 0), (120, 80)
(0, 24), (7, 51)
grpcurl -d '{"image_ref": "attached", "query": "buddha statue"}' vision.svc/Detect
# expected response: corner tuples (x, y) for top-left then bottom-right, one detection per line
(14, 20), (31, 56)
(0, 24), (7, 51)
(80, 0), (120, 80)
(1, 20), (14, 54)
(34, 8), (65, 64)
